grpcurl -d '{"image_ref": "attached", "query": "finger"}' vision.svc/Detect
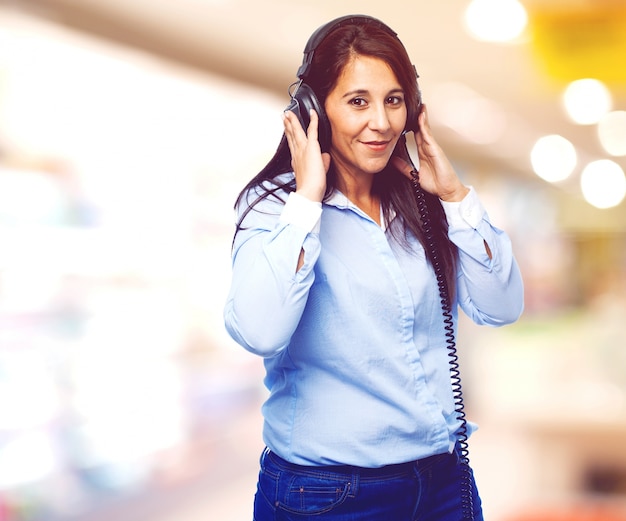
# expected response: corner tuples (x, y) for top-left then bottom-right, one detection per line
(283, 110), (300, 137)
(283, 111), (307, 154)
(419, 103), (428, 125)
(416, 104), (435, 143)
(307, 109), (320, 141)
(283, 110), (301, 135)
(294, 112), (313, 148)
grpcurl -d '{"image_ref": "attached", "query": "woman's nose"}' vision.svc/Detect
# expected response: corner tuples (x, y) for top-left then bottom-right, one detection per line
(369, 104), (391, 132)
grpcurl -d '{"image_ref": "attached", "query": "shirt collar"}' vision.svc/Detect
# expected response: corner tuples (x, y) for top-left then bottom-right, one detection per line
(324, 189), (392, 231)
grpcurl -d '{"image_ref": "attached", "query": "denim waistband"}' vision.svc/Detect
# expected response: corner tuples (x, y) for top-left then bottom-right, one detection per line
(264, 448), (451, 479)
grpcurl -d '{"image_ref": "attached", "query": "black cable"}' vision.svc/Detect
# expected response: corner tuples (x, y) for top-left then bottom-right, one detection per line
(410, 168), (474, 521)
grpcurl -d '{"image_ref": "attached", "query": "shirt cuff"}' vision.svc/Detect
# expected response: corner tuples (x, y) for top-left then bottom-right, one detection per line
(440, 186), (485, 230)
(279, 191), (322, 232)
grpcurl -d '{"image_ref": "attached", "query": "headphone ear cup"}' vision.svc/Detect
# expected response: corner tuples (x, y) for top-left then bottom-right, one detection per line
(404, 76), (422, 133)
(285, 83), (331, 152)
(405, 97), (422, 133)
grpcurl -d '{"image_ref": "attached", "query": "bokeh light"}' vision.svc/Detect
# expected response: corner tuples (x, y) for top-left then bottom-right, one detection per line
(580, 159), (626, 209)
(464, 0), (528, 42)
(530, 134), (577, 182)
(563, 78), (612, 125)
(598, 110), (626, 156)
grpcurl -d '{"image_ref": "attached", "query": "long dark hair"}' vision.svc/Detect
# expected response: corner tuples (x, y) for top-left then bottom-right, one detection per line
(234, 18), (457, 295)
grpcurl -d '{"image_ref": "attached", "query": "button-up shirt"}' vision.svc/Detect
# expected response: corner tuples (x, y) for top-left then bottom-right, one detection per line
(224, 173), (524, 467)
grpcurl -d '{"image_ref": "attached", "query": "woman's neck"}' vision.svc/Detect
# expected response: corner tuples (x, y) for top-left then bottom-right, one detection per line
(335, 170), (380, 225)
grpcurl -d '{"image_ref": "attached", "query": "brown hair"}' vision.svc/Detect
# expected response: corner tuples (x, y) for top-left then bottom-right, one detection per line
(234, 17), (457, 295)
(304, 21), (421, 133)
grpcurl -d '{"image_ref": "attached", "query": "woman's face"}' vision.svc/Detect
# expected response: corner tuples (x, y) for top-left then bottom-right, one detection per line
(324, 54), (407, 179)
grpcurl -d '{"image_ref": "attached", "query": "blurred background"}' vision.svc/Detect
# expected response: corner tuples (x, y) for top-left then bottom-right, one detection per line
(0, 0), (625, 520)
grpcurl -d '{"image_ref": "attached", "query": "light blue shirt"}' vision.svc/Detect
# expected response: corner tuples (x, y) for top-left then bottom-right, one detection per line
(224, 173), (523, 467)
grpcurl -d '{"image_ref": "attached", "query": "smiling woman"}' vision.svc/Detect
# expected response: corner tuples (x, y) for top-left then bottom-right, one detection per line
(224, 13), (524, 521)
(324, 55), (407, 200)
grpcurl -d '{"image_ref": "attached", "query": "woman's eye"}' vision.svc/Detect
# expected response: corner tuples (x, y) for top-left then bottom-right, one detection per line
(350, 97), (367, 107)
(387, 96), (403, 105)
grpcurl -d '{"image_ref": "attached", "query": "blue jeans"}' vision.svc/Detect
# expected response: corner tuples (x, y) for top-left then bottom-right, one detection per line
(253, 445), (483, 521)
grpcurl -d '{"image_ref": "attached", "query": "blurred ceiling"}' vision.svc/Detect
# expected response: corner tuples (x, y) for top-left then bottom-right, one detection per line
(3, 0), (626, 221)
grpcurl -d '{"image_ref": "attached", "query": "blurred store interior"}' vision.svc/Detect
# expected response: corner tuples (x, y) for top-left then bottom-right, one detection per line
(0, 0), (625, 520)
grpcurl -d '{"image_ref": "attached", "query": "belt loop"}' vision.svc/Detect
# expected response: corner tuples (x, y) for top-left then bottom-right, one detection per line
(349, 468), (359, 498)
(260, 447), (270, 467)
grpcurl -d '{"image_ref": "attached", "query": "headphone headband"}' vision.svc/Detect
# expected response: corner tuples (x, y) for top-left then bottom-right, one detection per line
(297, 14), (401, 79)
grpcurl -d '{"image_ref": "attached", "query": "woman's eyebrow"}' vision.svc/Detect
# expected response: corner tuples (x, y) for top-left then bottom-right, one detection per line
(341, 87), (404, 99)
(341, 89), (368, 99)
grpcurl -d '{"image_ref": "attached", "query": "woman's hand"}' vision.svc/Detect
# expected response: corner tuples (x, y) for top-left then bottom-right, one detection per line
(392, 104), (469, 202)
(283, 108), (331, 203)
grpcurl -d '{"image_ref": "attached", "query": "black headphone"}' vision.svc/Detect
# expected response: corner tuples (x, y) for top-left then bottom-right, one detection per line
(285, 14), (422, 153)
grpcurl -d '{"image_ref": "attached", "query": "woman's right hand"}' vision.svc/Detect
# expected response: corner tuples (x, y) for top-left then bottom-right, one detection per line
(283, 108), (331, 203)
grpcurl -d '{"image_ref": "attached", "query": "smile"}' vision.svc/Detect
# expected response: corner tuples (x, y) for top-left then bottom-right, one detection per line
(362, 140), (391, 152)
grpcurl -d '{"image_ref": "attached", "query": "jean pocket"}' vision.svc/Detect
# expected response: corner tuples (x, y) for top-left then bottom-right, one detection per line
(277, 471), (352, 515)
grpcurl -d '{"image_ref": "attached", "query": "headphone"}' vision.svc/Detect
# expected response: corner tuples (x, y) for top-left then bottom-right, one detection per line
(285, 14), (422, 153)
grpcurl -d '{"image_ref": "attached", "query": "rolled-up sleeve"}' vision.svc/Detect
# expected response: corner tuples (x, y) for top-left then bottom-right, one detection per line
(441, 187), (524, 326)
(224, 189), (322, 357)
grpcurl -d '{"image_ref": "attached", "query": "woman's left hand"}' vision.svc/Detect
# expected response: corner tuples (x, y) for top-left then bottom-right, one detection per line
(392, 104), (469, 202)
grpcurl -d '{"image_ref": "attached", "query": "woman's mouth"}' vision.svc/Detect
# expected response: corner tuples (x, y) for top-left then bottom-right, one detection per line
(362, 140), (390, 152)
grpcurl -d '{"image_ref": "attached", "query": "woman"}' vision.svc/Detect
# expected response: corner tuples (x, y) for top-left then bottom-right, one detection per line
(224, 14), (523, 521)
